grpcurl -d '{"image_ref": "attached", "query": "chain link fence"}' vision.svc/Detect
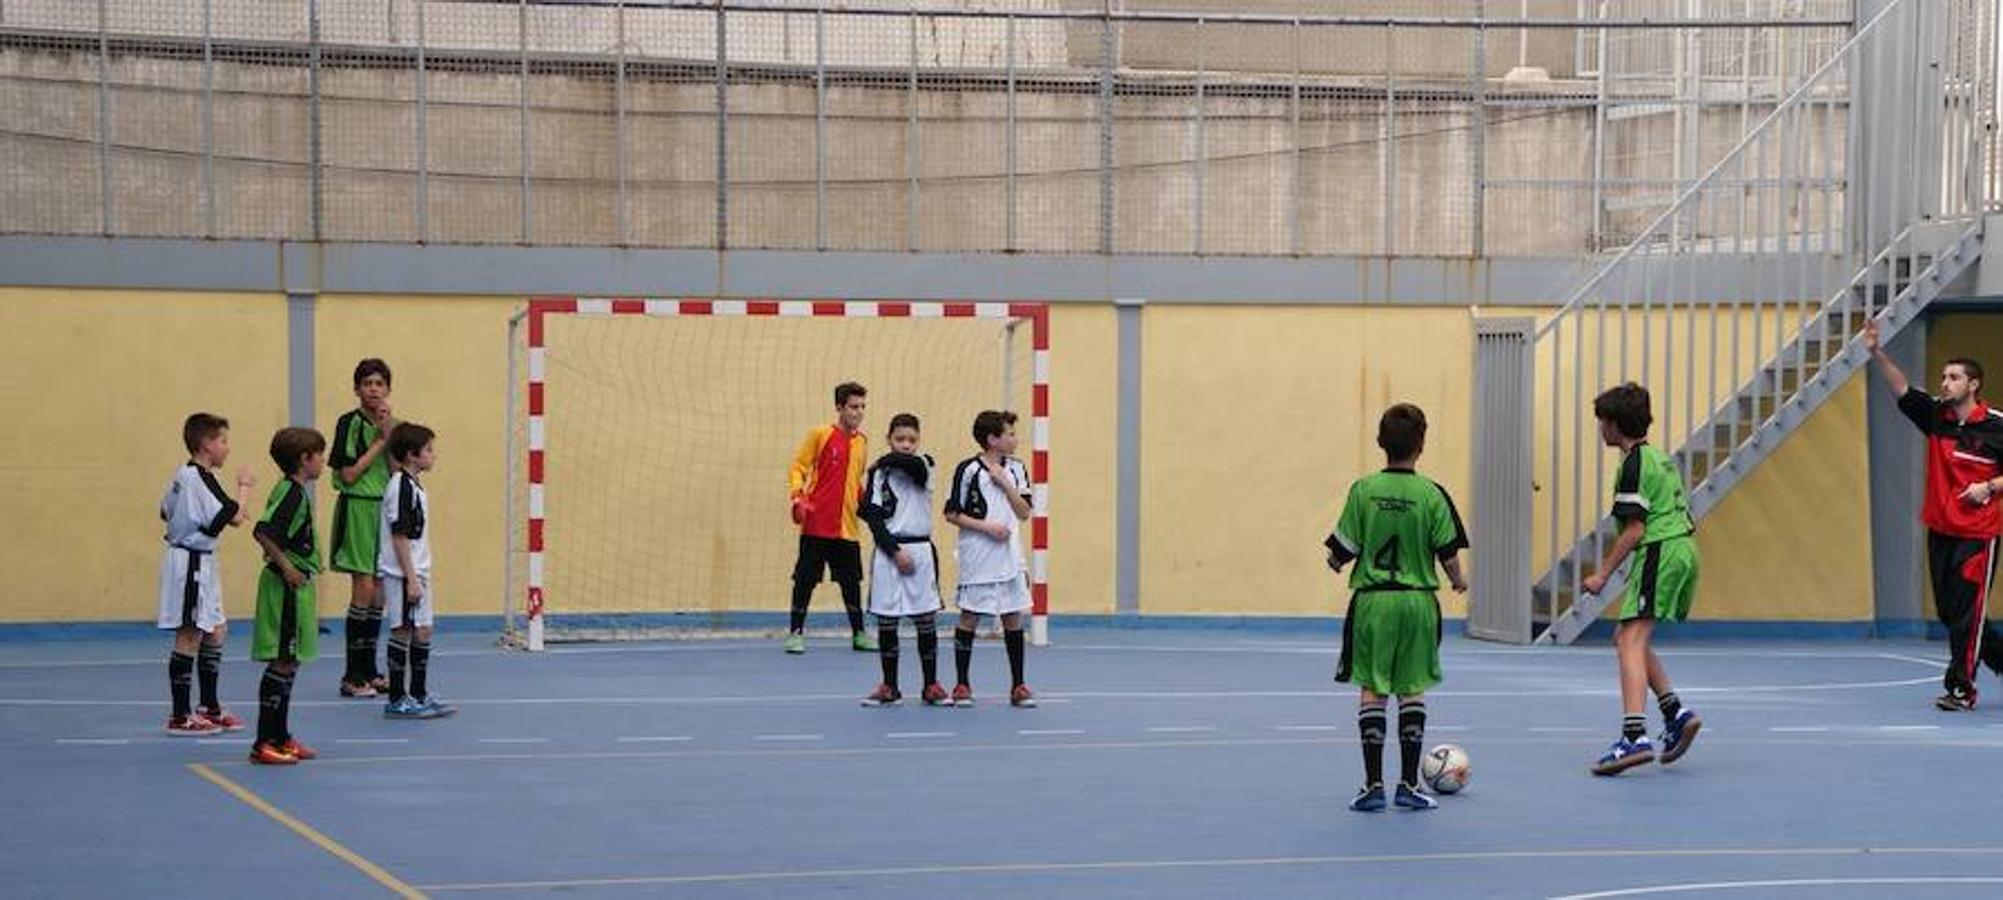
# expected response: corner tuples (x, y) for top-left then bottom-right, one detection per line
(3, 0), (1948, 256)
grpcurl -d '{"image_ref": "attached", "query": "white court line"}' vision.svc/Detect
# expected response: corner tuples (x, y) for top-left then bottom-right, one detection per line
(1549, 876), (2003, 900)
(1018, 729), (1084, 736)
(413, 847), (2003, 893)
(1275, 725), (1341, 732)
(335, 738), (410, 745)
(55, 738), (130, 745)
(1877, 725), (1941, 732)
(616, 736), (693, 744)
(1430, 725), (1471, 732)
(754, 734), (824, 742)
(1876, 652), (1950, 668)
(195, 738), (241, 745)
(886, 732), (956, 740)
(1527, 727), (1592, 733)
(1146, 726), (1216, 734)
(478, 738), (551, 745)
(1768, 726), (1829, 733)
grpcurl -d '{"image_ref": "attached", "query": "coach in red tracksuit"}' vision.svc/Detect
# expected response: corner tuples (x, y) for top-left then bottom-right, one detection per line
(1867, 322), (2003, 710)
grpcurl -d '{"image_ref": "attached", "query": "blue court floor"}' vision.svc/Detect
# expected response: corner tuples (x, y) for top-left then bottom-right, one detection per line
(5, 627), (2003, 899)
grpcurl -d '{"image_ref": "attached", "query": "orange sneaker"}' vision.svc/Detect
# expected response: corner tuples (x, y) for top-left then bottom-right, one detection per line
(280, 738), (318, 761)
(166, 715), (221, 737)
(950, 683), (975, 708)
(248, 742), (299, 765)
(1010, 684), (1038, 708)
(920, 682), (949, 706)
(200, 708), (246, 732)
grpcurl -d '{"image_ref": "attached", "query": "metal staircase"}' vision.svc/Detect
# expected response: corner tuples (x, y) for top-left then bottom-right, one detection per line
(1477, 0), (2001, 645)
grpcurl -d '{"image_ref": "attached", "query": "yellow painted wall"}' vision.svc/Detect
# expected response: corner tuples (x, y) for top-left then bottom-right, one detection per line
(0, 288), (287, 623)
(0, 287), (1878, 625)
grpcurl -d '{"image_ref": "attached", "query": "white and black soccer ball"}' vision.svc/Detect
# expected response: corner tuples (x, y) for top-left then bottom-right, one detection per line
(1421, 743), (1471, 794)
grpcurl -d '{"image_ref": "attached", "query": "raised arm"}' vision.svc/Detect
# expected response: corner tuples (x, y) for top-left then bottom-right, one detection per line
(1863, 320), (1910, 398)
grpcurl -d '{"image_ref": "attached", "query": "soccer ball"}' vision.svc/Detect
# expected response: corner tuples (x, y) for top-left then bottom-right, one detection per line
(1421, 743), (1471, 794)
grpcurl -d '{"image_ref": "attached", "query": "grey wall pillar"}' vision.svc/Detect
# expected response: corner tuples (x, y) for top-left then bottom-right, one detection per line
(286, 291), (315, 427)
(1115, 296), (1144, 616)
(1868, 314), (1927, 635)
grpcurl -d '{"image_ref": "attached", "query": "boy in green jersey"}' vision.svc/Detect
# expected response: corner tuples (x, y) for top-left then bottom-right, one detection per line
(1580, 383), (1703, 776)
(1325, 404), (1469, 812)
(249, 427), (327, 765)
(330, 359), (397, 696)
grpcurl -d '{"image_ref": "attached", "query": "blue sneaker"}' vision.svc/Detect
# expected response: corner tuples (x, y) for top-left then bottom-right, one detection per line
(412, 696), (458, 719)
(1348, 783), (1387, 813)
(1394, 782), (1438, 811)
(1591, 735), (1656, 776)
(384, 697), (423, 719)
(1658, 709), (1702, 765)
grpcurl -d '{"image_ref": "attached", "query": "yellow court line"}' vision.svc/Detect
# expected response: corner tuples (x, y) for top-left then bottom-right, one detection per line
(188, 763), (428, 900)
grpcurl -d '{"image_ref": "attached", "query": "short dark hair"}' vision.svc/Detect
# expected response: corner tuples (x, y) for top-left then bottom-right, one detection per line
(1376, 403), (1428, 461)
(269, 427), (328, 475)
(887, 413), (921, 436)
(182, 413), (229, 454)
(353, 358), (393, 389)
(1594, 382), (1654, 440)
(387, 422), (435, 463)
(1947, 357), (1986, 394)
(972, 410), (1017, 448)
(834, 382), (867, 406)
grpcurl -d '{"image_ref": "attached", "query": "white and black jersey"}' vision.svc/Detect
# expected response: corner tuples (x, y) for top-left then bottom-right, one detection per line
(860, 452), (942, 617)
(376, 470), (431, 580)
(944, 454), (1032, 587)
(155, 462), (237, 632)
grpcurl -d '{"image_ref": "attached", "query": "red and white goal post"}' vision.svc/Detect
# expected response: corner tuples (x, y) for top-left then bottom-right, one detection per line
(505, 297), (1050, 650)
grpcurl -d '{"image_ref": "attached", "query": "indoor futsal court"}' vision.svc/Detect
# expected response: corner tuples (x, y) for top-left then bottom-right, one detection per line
(6, 627), (2003, 898)
(8, 1), (2003, 898)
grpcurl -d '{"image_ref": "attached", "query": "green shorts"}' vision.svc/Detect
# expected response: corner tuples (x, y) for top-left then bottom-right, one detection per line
(1335, 589), (1442, 696)
(1621, 536), (1699, 622)
(329, 494), (381, 576)
(251, 569), (318, 662)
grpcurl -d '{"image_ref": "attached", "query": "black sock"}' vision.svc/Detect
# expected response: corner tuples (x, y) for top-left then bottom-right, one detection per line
(914, 615), (939, 685)
(257, 666), (287, 744)
(197, 642), (222, 714)
(1623, 714), (1647, 742)
(277, 670), (295, 743)
(1358, 705), (1388, 787)
(840, 580), (865, 634)
(1657, 691), (1682, 722)
(386, 635), (409, 701)
(954, 628), (976, 686)
(878, 620), (900, 687)
(1398, 700), (1427, 788)
(789, 579), (813, 634)
(342, 606), (367, 682)
(1004, 629), (1026, 688)
(410, 639), (431, 700)
(169, 651), (195, 719)
(363, 608), (385, 679)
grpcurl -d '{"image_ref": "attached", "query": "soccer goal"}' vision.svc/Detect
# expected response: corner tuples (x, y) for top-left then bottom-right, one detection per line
(503, 298), (1050, 651)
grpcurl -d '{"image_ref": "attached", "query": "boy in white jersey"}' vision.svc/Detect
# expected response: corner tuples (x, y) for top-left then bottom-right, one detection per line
(943, 410), (1036, 709)
(859, 414), (947, 707)
(157, 413), (255, 736)
(378, 422), (455, 719)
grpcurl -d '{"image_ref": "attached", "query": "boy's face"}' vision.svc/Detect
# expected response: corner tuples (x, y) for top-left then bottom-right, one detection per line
(199, 429), (231, 466)
(355, 373), (391, 411)
(837, 395), (867, 432)
(1597, 417), (1621, 447)
(407, 440), (437, 474)
(888, 426), (920, 454)
(985, 424), (1018, 457)
(1942, 364), (1978, 404)
(298, 450), (326, 482)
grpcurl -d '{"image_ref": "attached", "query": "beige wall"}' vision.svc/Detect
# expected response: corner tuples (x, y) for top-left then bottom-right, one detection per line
(0, 289), (1883, 625)
(0, 288), (287, 623)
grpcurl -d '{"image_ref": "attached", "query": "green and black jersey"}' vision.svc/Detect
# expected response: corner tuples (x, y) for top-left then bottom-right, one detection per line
(1611, 443), (1694, 544)
(1325, 469), (1470, 592)
(254, 478), (319, 576)
(330, 409), (389, 499)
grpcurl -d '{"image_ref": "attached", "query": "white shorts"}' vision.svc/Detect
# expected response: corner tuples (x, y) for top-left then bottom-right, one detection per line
(868, 542), (943, 619)
(381, 573), (435, 629)
(954, 573), (1031, 616)
(156, 546), (225, 633)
